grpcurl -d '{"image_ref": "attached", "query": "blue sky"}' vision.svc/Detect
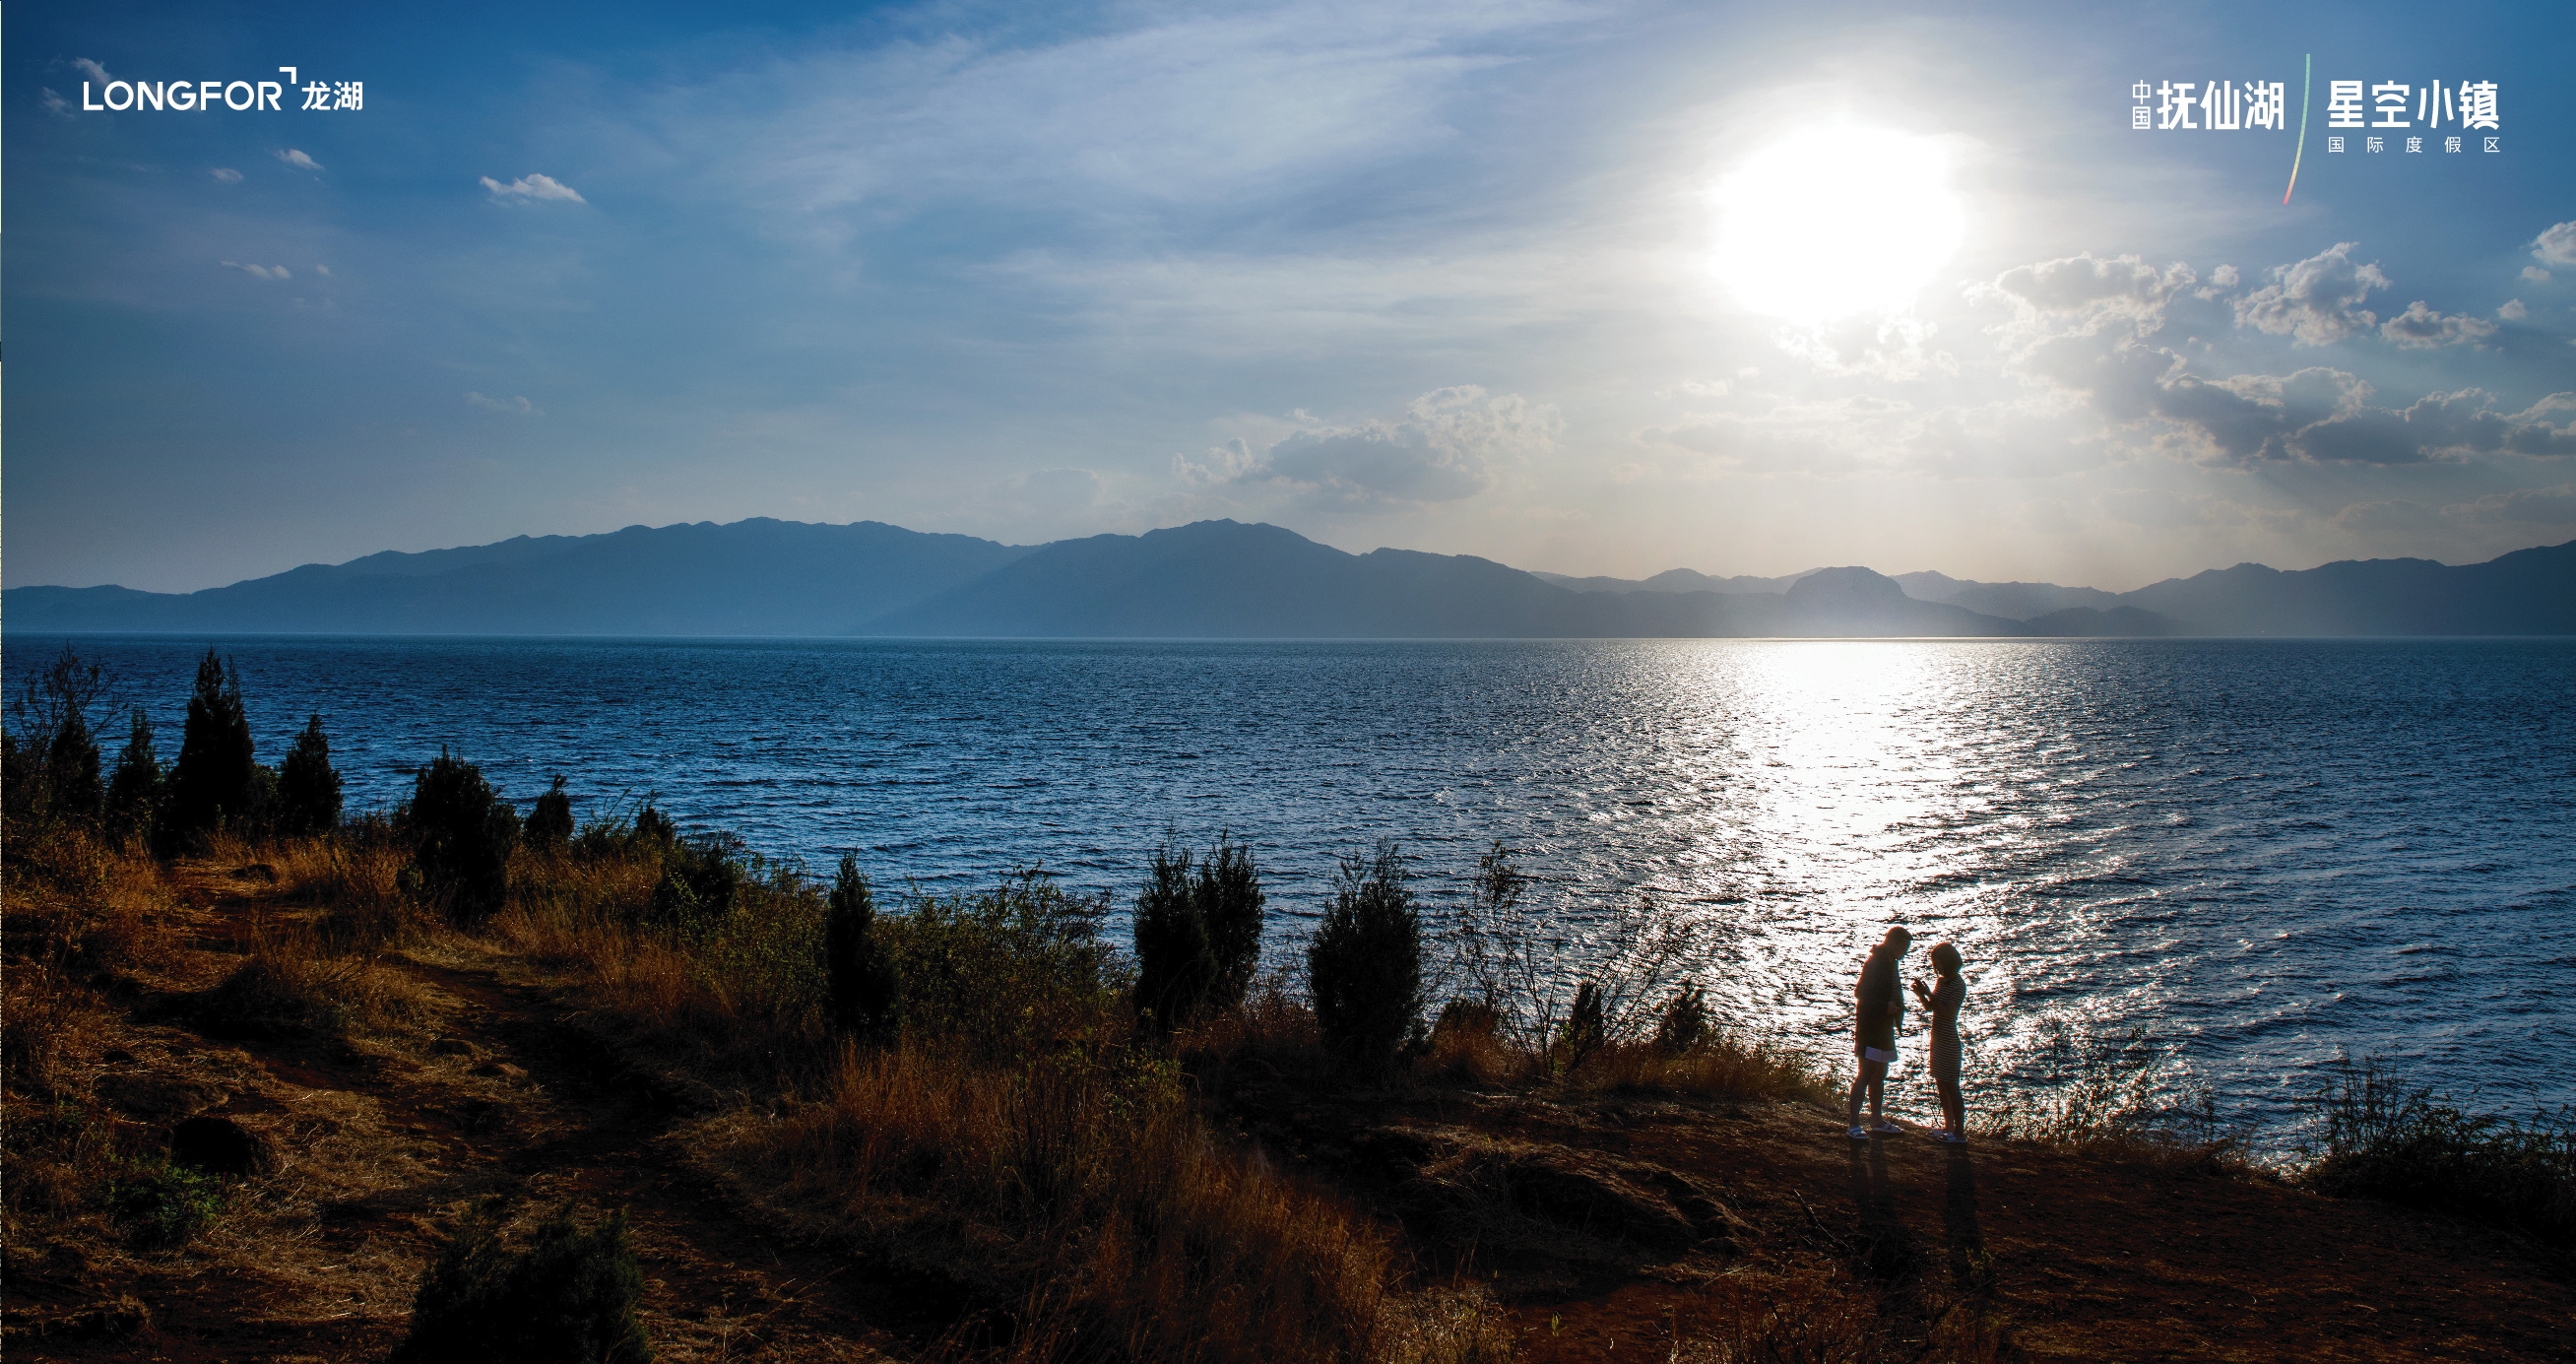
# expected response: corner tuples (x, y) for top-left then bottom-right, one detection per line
(10, 0), (2572, 592)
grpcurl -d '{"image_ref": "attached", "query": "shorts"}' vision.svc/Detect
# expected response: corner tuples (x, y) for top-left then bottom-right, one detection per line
(1859, 1045), (1899, 1065)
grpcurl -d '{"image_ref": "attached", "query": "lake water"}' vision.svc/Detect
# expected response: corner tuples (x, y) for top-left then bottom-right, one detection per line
(15, 634), (2574, 1130)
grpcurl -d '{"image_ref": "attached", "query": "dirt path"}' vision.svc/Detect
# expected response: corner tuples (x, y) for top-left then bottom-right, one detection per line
(8, 863), (902, 1362)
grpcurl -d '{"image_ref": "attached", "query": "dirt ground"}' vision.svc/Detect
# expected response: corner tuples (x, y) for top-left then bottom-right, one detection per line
(6, 861), (2571, 1361)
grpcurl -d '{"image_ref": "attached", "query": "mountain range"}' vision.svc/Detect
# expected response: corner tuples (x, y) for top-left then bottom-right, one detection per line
(6, 518), (2570, 638)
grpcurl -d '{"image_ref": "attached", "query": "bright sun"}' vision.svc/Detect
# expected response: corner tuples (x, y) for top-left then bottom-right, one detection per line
(1710, 126), (1965, 324)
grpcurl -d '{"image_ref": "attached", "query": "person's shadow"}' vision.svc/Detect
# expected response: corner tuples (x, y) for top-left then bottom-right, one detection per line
(1843, 1137), (1921, 1282)
(1943, 1141), (1990, 1292)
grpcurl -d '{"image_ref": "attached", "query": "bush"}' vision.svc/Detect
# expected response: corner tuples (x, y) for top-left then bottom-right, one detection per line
(1132, 838), (1215, 1030)
(527, 776), (574, 851)
(822, 853), (898, 1036)
(876, 871), (1116, 1060)
(408, 749), (521, 925)
(6, 644), (116, 823)
(103, 1152), (227, 1248)
(162, 649), (262, 850)
(395, 1199), (653, 1364)
(646, 832), (743, 927)
(1653, 985), (1710, 1054)
(2300, 1059), (2575, 1247)
(1556, 980), (1607, 1070)
(275, 714), (344, 836)
(1307, 841), (1424, 1073)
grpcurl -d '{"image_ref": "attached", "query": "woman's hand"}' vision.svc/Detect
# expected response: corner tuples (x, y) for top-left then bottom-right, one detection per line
(1908, 977), (1932, 1005)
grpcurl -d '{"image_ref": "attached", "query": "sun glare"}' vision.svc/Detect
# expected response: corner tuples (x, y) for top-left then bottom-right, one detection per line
(1709, 126), (1965, 324)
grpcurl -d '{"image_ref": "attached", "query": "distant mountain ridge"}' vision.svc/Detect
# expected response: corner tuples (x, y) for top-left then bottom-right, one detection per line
(6, 518), (2570, 638)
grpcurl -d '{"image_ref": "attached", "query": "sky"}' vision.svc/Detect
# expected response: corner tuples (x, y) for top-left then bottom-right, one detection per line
(8, 0), (2574, 594)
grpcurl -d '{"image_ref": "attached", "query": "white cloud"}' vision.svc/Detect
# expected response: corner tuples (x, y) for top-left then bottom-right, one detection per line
(1182, 386), (1556, 506)
(464, 392), (543, 416)
(479, 173), (586, 203)
(221, 261), (291, 281)
(2534, 221), (2576, 268)
(276, 149), (323, 172)
(72, 58), (112, 85)
(2378, 299), (2497, 349)
(2525, 266), (2553, 283)
(39, 88), (70, 117)
(2499, 299), (2527, 320)
(2234, 242), (2387, 345)
(315, 264), (331, 276)
(211, 167), (244, 184)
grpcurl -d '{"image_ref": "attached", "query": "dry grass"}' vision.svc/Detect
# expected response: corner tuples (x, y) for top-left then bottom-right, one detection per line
(1412, 1007), (1836, 1110)
(195, 910), (433, 1039)
(731, 1041), (1482, 1364)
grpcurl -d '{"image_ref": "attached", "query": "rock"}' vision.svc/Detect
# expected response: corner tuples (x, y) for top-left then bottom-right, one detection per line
(169, 1115), (276, 1175)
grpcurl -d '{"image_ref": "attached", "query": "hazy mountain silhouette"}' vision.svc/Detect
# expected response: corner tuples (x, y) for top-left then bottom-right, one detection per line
(863, 520), (1609, 636)
(6, 517), (2566, 638)
(4, 519), (1031, 635)
(2110, 541), (2576, 635)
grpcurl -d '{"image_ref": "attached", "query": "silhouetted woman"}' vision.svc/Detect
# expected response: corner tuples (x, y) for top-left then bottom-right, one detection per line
(1910, 942), (1967, 1142)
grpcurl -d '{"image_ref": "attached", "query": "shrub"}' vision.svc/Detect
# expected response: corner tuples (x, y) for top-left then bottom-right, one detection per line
(1556, 980), (1607, 1070)
(527, 775), (574, 850)
(103, 1152), (227, 1248)
(395, 1199), (653, 1364)
(408, 749), (521, 926)
(646, 832), (743, 927)
(6, 644), (116, 822)
(632, 802), (676, 848)
(274, 714), (344, 836)
(104, 708), (165, 839)
(1133, 838), (1215, 1030)
(1307, 841), (1424, 1073)
(1653, 985), (1710, 1054)
(876, 871), (1117, 1059)
(822, 853), (898, 1036)
(2299, 1059), (2575, 1246)
(162, 649), (262, 850)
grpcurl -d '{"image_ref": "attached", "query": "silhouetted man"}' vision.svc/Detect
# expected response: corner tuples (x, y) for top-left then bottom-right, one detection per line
(1847, 926), (1911, 1138)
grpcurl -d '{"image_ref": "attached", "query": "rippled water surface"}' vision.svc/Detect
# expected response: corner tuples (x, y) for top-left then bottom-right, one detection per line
(25, 635), (2575, 1124)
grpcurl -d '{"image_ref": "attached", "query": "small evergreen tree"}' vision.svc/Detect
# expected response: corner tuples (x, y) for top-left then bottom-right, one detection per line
(1132, 838), (1215, 1030)
(162, 649), (260, 850)
(526, 776), (574, 850)
(1557, 980), (1607, 1071)
(105, 707), (166, 837)
(275, 714), (344, 836)
(408, 748), (520, 925)
(43, 707), (104, 821)
(1197, 833), (1266, 1011)
(823, 853), (899, 1036)
(1306, 841), (1424, 1073)
(395, 1199), (653, 1364)
(1653, 985), (1710, 1055)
